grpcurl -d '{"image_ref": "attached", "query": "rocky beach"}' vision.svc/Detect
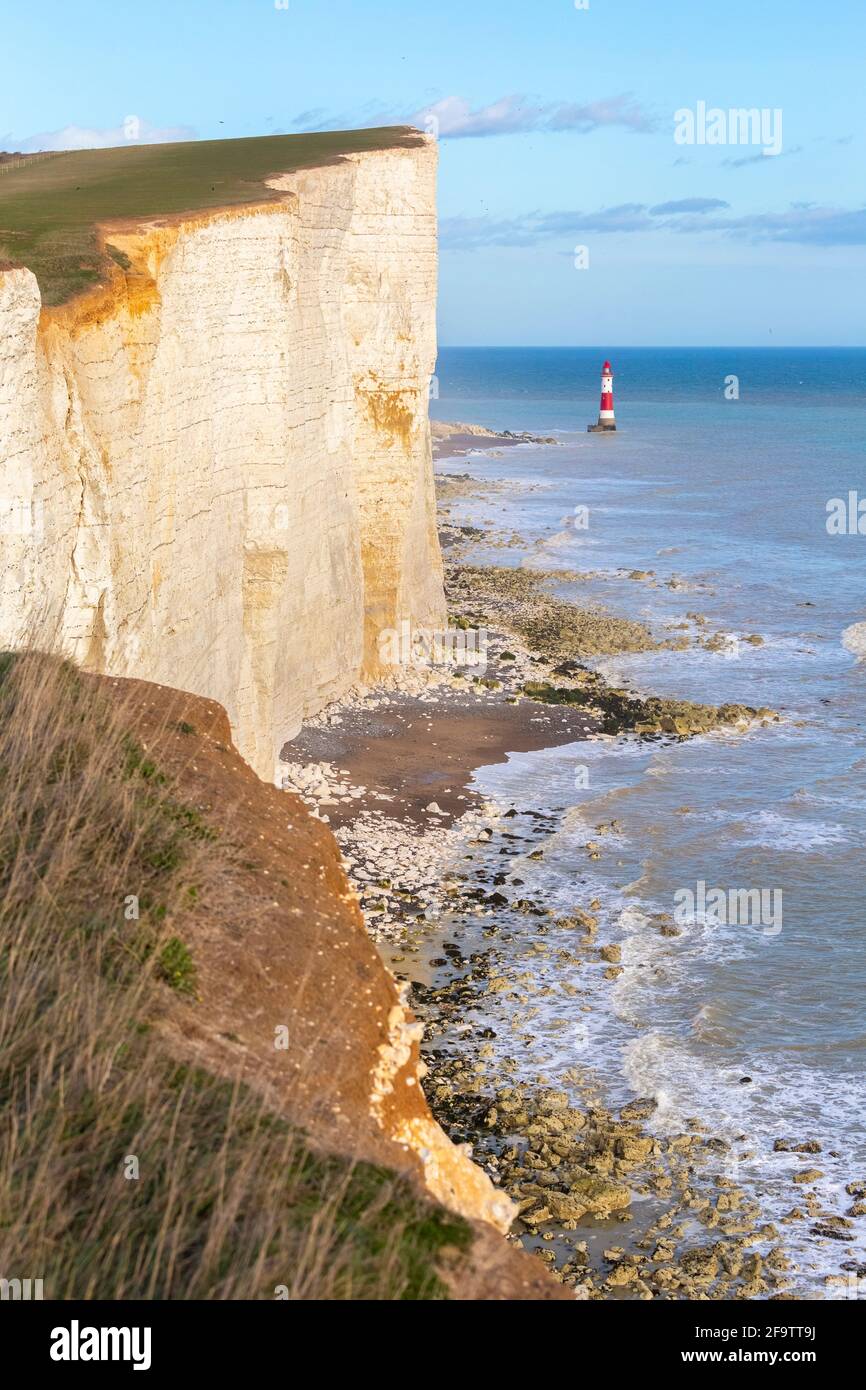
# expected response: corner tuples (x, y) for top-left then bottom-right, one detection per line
(274, 424), (866, 1299)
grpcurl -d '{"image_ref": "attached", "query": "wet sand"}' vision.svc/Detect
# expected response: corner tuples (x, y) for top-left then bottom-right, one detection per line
(284, 692), (597, 829)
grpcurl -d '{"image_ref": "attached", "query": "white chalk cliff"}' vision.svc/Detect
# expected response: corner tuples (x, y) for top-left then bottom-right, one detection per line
(0, 140), (444, 778)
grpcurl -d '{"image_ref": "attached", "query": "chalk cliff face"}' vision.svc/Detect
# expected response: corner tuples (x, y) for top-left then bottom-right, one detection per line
(0, 140), (444, 779)
(0, 139), (541, 1254)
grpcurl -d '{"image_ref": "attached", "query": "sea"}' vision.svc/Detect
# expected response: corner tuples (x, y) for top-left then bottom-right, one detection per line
(430, 346), (866, 1295)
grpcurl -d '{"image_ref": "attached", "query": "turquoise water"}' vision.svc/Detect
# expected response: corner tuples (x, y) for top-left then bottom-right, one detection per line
(432, 347), (866, 1292)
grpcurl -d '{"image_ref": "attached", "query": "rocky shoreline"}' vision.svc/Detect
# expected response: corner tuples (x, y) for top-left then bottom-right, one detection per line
(432, 420), (559, 461)
(278, 434), (862, 1299)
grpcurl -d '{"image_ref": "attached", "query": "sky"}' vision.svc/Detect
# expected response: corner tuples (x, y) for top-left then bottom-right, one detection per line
(3, 0), (865, 345)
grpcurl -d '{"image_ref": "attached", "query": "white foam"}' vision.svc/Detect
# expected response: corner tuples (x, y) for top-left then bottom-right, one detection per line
(841, 621), (866, 659)
(621, 1030), (866, 1287)
(745, 808), (846, 850)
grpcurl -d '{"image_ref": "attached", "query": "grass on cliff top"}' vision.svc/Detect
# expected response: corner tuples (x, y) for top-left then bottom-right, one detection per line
(0, 650), (468, 1299)
(0, 127), (424, 306)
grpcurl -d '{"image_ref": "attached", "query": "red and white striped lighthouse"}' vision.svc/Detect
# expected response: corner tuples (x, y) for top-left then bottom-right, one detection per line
(588, 359), (617, 432)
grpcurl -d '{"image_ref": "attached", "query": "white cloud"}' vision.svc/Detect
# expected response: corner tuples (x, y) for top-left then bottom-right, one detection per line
(440, 201), (866, 250)
(414, 92), (655, 139)
(284, 92), (656, 141)
(17, 118), (195, 153)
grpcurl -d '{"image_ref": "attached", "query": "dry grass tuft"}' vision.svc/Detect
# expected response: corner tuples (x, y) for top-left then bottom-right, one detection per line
(0, 651), (468, 1299)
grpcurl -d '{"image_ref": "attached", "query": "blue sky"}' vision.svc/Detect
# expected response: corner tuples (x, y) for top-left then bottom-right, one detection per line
(3, 0), (864, 344)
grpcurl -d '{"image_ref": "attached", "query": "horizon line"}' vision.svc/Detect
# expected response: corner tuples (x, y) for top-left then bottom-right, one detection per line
(436, 343), (866, 351)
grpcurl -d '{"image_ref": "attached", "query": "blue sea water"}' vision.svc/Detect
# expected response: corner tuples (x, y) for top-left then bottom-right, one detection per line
(431, 347), (866, 1293)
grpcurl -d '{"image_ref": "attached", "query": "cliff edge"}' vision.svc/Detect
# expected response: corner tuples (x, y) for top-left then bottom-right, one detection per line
(0, 135), (444, 779)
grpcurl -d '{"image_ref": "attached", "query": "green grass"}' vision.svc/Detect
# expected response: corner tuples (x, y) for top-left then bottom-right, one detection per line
(0, 128), (423, 305)
(155, 936), (198, 996)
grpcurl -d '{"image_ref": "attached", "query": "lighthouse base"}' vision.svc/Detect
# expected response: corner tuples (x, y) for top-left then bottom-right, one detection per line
(587, 422), (617, 433)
